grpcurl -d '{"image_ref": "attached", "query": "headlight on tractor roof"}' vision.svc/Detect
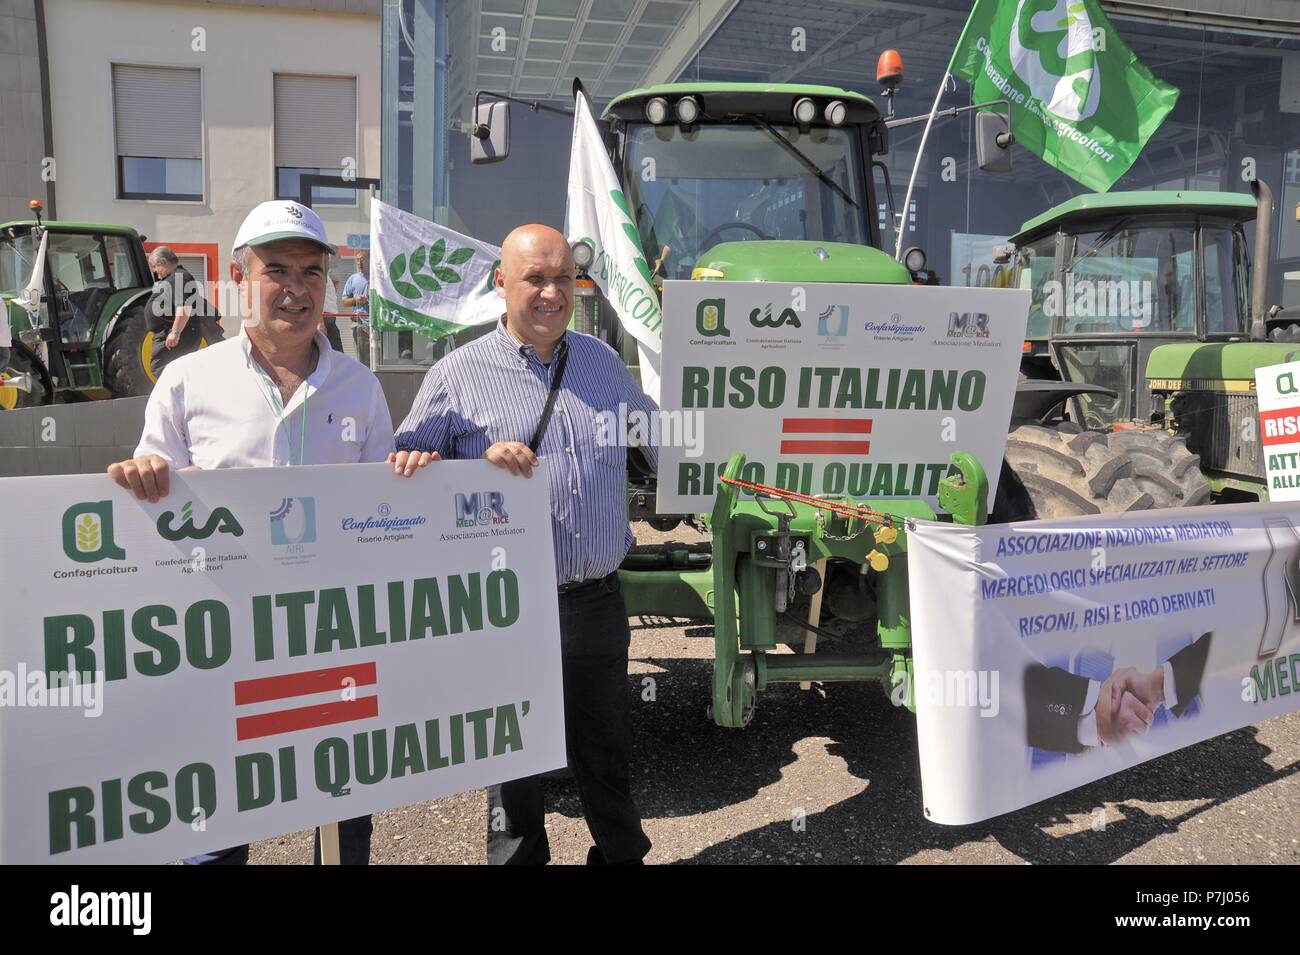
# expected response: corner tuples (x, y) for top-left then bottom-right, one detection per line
(645, 97), (669, 125)
(675, 96), (700, 126)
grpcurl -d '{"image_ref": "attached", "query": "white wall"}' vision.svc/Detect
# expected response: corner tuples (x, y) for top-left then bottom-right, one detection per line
(44, 0), (379, 282)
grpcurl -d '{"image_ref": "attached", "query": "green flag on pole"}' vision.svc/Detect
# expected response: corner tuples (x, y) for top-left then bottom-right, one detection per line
(948, 0), (1179, 192)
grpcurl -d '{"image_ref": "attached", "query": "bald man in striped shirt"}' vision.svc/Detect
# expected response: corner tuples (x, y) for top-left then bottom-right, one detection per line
(393, 224), (655, 865)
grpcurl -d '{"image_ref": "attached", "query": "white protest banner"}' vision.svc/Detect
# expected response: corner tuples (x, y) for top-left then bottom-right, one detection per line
(657, 280), (1030, 513)
(565, 85), (663, 400)
(0, 461), (564, 862)
(1256, 359), (1300, 500)
(370, 197), (503, 338)
(908, 503), (1300, 825)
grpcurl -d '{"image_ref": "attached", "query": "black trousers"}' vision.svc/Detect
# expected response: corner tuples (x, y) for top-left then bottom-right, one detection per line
(486, 575), (651, 865)
(323, 317), (344, 353)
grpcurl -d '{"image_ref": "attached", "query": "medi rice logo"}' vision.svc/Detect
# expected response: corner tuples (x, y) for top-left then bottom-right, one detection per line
(948, 311), (990, 338)
(455, 492), (509, 528)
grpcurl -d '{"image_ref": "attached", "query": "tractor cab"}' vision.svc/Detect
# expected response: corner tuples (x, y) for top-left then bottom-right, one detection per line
(0, 207), (159, 409)
(1010, 191), (1257, 429)
(599, 84), (910, 286)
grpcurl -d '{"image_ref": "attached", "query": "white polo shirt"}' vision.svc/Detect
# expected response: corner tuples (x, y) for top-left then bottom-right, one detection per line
(135, 327), (396, 468)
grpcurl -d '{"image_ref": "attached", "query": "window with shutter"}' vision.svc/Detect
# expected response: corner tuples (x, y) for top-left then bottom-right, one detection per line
(113, 64), (204, 201)
(274, 74), (359, 206)
(176, 255), (207, 288)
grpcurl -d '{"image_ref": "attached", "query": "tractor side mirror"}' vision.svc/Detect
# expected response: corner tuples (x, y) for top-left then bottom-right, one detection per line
(976, 111), (1012, 173)
(470, 98), (510, 164)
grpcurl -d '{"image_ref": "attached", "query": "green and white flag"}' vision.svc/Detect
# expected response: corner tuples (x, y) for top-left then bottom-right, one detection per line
(949, 0), (1179, 192)
(370, 197), (503, 337)
(565, 85), (663, 399)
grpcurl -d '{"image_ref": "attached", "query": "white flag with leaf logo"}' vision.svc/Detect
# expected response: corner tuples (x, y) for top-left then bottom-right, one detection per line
(370, 198), (503, 337)
(565, 87), (663, 400)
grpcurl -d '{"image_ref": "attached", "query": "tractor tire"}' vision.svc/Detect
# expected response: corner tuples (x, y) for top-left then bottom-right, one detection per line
(994, 422), (1154, 521)
(1269, 324), (1300, 344)
(1102, 429), (1211, 509)
(103, 308), (155, 398)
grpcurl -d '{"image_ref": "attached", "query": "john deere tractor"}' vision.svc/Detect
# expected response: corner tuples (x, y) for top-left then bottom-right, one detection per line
(0, 203), (183, 410)
(999, 181), (1300, 517)
(468, 76), (1020, 724)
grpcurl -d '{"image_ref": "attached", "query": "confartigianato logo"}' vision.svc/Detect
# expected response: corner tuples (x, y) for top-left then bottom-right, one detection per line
(341, 501), (428, 542)
(864, 314), (925, 339)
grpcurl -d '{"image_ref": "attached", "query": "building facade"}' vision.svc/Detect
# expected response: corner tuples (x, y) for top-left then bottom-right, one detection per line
(11, 0), (379, 312)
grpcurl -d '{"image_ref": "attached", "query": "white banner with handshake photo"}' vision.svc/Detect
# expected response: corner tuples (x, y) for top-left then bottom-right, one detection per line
(0, 461), (565, 863)
(908, 503), (1300, 825)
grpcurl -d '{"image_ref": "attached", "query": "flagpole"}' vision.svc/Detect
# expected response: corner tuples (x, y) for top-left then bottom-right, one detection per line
(894, 72), (950, 261)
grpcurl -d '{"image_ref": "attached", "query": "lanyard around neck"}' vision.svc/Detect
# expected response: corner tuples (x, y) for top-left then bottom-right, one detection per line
(251, 360), (312, 467)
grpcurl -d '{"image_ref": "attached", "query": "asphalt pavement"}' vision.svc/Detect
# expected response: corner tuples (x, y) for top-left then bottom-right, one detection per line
(248, 530), (1300, 864)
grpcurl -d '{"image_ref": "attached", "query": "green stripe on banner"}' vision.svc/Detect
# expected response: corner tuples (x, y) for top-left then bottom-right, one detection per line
(369, 292), (478, 338)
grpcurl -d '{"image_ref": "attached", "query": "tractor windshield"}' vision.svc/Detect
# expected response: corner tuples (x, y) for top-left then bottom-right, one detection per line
(1062, 222), (1197, 335)
(0, 231), (39, 297)
(622, 121), (870, 279)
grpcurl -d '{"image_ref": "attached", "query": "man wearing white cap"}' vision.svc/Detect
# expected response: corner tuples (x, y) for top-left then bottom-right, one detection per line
(107, 200), (432, 864)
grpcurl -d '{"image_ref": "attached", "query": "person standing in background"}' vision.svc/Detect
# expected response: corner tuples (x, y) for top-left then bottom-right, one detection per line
(343, 250), (371, 365)
(146, 247), (221, 377)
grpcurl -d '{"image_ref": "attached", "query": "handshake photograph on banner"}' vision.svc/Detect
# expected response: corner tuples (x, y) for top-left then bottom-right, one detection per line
(1024, 633), (1213, 756)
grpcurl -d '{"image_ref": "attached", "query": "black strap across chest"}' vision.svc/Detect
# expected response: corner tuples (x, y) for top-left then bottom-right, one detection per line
(528, 344), (569, 454)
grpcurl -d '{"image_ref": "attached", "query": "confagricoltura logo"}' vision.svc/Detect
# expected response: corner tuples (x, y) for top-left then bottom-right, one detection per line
(156, 500), (245, 541)
(341, 501), (428, 543)
(695, 298), (730, 338)
(61, 501), (126, 563)
(455, 492), (509, 528)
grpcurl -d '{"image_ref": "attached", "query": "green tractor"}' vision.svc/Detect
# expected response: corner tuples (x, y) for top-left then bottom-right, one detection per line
(589, 82), (994, 529)
(1000, 183), (1300, 517)
(472, 76), (1019, 724)
(0, 202), (185, 410)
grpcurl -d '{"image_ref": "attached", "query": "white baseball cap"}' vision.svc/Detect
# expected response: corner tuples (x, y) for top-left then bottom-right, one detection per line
(232, 200), (336, 255)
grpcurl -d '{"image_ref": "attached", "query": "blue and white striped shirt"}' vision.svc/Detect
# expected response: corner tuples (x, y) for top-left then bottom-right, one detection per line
(396, 319), (658, 585)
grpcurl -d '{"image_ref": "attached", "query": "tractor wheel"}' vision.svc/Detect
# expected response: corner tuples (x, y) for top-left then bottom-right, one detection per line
(994, 422), (1154, 521)
(103, 308), (155, 398)
(0, 343), (51, 410)
(1269, 324), (1300, 344)
(1102, 429), (1211, 509)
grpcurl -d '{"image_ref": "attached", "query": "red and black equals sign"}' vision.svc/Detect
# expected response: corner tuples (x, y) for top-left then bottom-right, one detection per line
(780, 418), (872, 455)
(234, 662), (378, 741)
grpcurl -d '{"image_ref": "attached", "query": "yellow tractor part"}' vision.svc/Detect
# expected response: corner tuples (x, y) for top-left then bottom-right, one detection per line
(139, 331), (213, 385)
(0, 372), (18, 410)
